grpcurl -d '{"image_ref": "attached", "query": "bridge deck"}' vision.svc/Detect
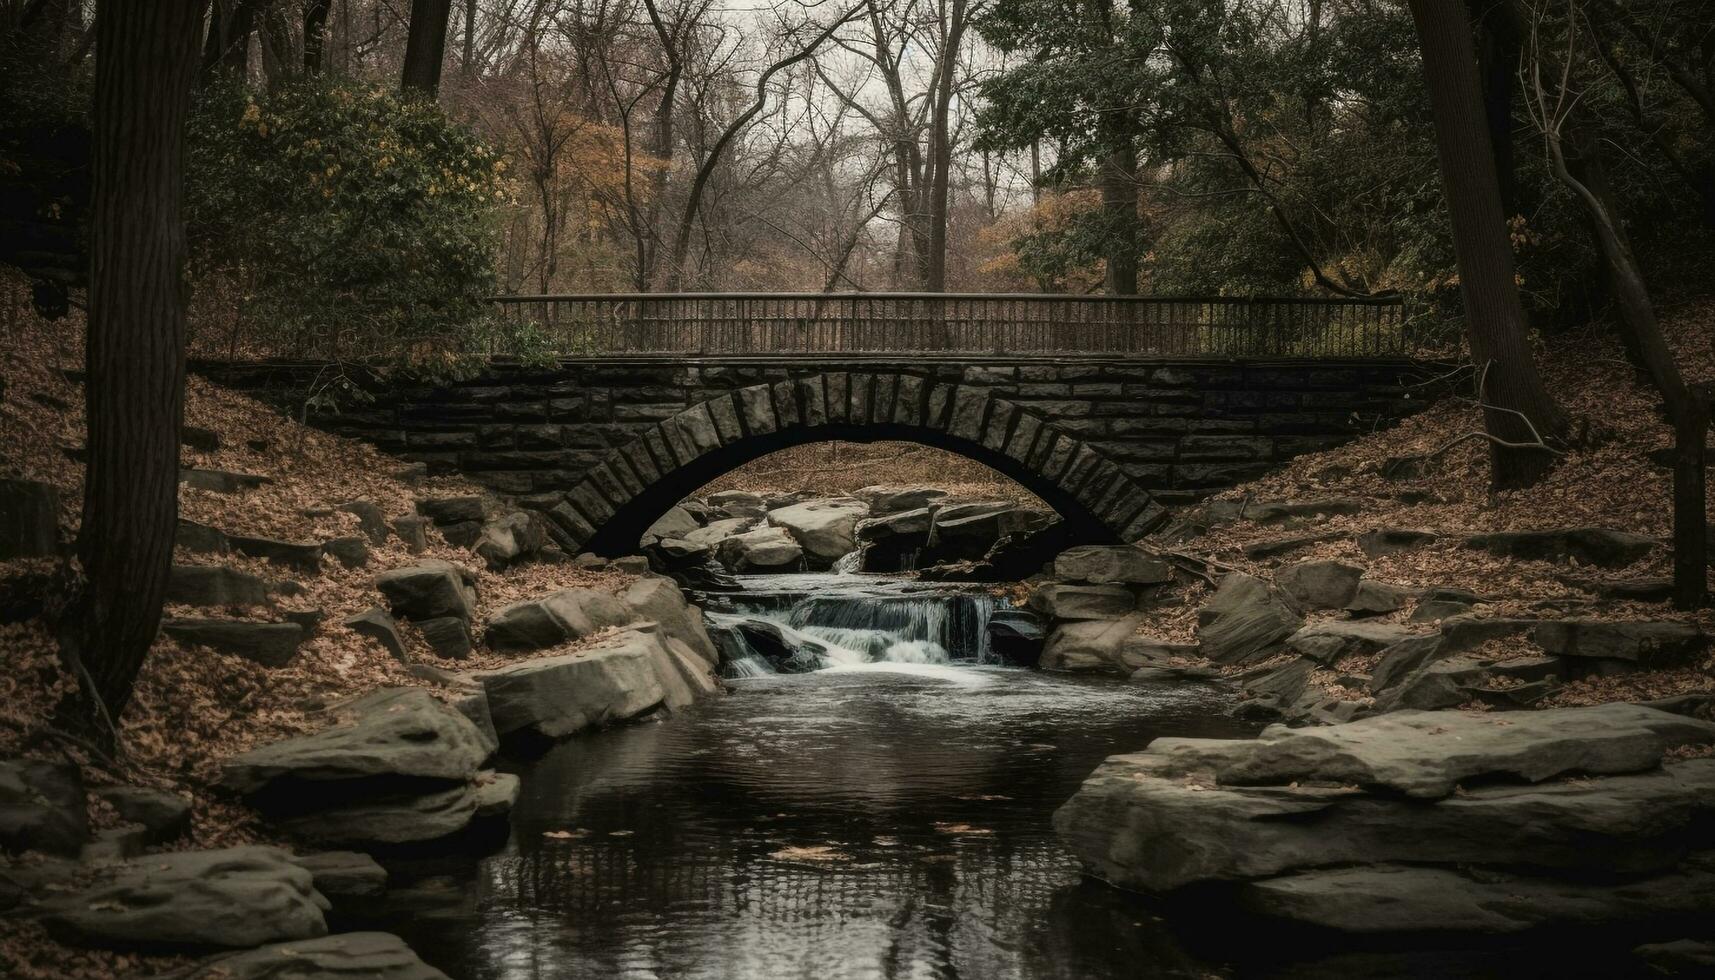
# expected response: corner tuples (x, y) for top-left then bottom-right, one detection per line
(490, 292), (1416, 359)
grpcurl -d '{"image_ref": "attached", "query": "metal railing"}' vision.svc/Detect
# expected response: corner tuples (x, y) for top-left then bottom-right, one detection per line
(490, 292), (1417, 359)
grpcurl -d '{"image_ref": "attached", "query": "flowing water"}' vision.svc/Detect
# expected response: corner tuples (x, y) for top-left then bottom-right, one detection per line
(354, 573), (1686, 978)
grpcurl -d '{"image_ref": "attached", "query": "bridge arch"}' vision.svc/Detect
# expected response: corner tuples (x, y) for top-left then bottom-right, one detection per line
(547, 371), (1171, 557)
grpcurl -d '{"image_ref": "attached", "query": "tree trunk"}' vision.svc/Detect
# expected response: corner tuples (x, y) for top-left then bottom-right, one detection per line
(303, 0), (333, 73)
(462, 0), (477, 76)
(1469, 0), (1520, 217)
(1408, 0), (1568, 486)
(923, 0), (966, 292)
(1099, 111), (1138, 295)
(401, 0), (453, 98)
(67, 0), (204, 740)
(201, 0), (256, 83)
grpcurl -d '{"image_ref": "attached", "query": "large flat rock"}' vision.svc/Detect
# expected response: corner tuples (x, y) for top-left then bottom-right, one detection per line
(1197, 572), (1302, 664)
(171, 931), (448, 979)
(41, 846), (329, 950)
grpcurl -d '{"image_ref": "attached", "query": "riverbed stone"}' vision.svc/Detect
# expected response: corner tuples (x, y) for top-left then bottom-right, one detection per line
(471, 626), (705, 740)
(375, 560), (478, 622)
(1041, 615), (1146, 672)
(0, 760), (86, 856)
(171, 932), (450, 979)
(1029, 583), (1138, 621)
(768, 497), (870, 566)
(41, 845), (329, 950)
(643, 505), (701, 545)
(1052, 545), (1172, 585)
(290, 851), (388, 899)
(484, 587), (630, 654)
(1273, 559), (1362, 611)
(706, 491), (767, 520)
(1197, 572), (1303, 664)
(854, 485), (948, 515)
(718, 525), (803, 573)
(621, 575), (719, 665)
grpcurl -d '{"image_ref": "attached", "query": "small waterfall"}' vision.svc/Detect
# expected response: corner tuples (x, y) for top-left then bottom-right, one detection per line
(701, 576), (1006, 676)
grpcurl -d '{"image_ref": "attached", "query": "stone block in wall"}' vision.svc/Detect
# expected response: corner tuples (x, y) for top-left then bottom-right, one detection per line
(1173, 461), (1276, 488)
(547, 397), (587, 421)
(964, 365), (1016, 384)
(1093, 439), (1178, 463)
(493, 400), (551, 422)
(824, 374), (850, 423)
(1004, 414), (1043, 465)
(770, 381), (800, 428)
(1116, 461), (1173, 485)
(1179, 435), (1276, 461)
(869, 374), (899, 423)
(892, 375), (924, 426)
(1071, 382), (1124, 398)
(1119, 386), (1202, 404)
(615, 403), (682, 422)
(738, 386), (775, 435)
(1008, 399), (1093, 418)
(980, 404), (1017, 453)
(1016, 382), (1072, 398)
(799, 377), (829, 427)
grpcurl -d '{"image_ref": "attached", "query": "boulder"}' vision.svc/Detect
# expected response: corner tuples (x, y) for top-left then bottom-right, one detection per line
(705, 490), (767, 520)
(161, 619), (309, 667)
(1275, 559), (1364, 610)
(1410, 598), (1474, 623)
(322, 536), (370, 569)
(375, 561), (478, 622)
(854, 485), (948, 515)
(470, 626), (707, 739)
(642, 505), (701, 545)
(1464, 527), (1657, 567)
(1197, 572), (1303, 664)
(90, 785), (191, 845)
(1532, 620), (1707, 666)
(683, 517), (754, 550)
(854, 507), (935, 571)
(180, 424), (221, 452)
(290, 851), (387, 899)
(1052, 545), (1172, 586)
(418, 616), (472, 659)
(472, 511), (548, 570)
(0, 477), (59, 558)
(1041, 616), (1145, 672)
(1356, 527), (1439, 557)
(336, 500), (391, 545)
(415, 495), (485, 526)
(1346, 579), (1412, 616)
(1635, 940), (1715, 975)
(167, 931), (448, 980)
(176, 519), (231, 555)
(474, 772), (521, 818)
(717, 525), (803, 573)
(1116, 635), (1200, 671)
(0, 760), (86, 856)
(924, 501), (1054, 565)
(230, 535), (323, 573)
(1377, 653), (1564, 711)
(621, 575), (719, 665)
(342, 606), (407, 661)
(987, 609), (1046, 666)
(1242, 498), (1363, 525)
(166, 564), (271, 608)
(1218, 704), (1715, 799)
(41, 846), (329, 950)
(390, 516), (429, 553)
(1286, 621), (1418, 665)
(1241, 532), (1346, 560)
(1028, 583), (1138, 621)
(768, 497), (870, 566)
(1369, 635), (1448, 693)
(221, 688), (489, 795)
(484, 587), (631, 654)
(1239, 858), (1715, 934)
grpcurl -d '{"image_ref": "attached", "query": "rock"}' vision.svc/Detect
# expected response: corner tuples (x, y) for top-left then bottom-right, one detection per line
(613, 554), (651, 574)
(717, 525), (803, 573)
(336, 500), (391, 545)
(706, 490), (767, 520)
(1028, 583), (1138, 621)
(415, 495), (485, 526)
(290, 852), (387, 899)
(230, 534), (323, 573)
(180, 424), (222, 452)
(683, 517), (754, 550)
(1559, 576), (1675, 603)
(1286, 622), (1418, 665)
(1275, 559), (1364, 610)
(854, 507), (934, 571)
(161, 618), (309, 667)
(222, 688), (490, 794)
(854, 485), (948, 515)
(1041, 616), (1145, 672)
(642, 506), (701, 545)
(1129, 665), (1219, 683)
(181, 468), (273, 494)
(1356, 527), (1439, 557)
(1197, 572), (1303, 664)
(0, 478), (59, 558)
(1239, 858), (1715, 934)
(176, 519), (231, 554)
(1219, 704), (1715, 798)
(322, 536), (369, 569)
(375, 560), (478, 622)
(1240, 532), (1347, 560)
(167, 564), (271, 607)
(0, 760), (86, 856)
(1052, 545), (1172, 585)
(1410, 598), (1473, 623)
(81, 825), (148, 862)
(1635, 939), (1715, 975)
(1439, 614), (1540, 654)
(471, 626), (706, 740)
(1116, 635), (1200, 671)
(1346, 580), (1412, 616)
(41, 846), (329, 950)
(1533, 620), (1707, 666)
(472, 511), (548, 570)
(1464, 527), (1658, 568)
(767, 497), (870, 566)
(390, 516), (429, 553)
(924, 501), (1054, 565)
(168, 932), (449, 979)
(474, 772), (519, 818)
(1369, 635), (1447, 693)
(90, 785), (191, 845)
(342, 607), (407, 661)
(418, 616), (472, 659)
(1242, 497), (1363, 525)
(621, 576), (719, 665)
(484, 588), (631, 654)
(987, 609), (1046, 666)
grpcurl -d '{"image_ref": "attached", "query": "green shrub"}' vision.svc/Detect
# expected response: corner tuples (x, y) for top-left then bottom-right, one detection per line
(186, 81), (512, 367)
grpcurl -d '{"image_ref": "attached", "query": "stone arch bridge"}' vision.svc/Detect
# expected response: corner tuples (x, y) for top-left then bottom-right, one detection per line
(200, 293), (1431, 556)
